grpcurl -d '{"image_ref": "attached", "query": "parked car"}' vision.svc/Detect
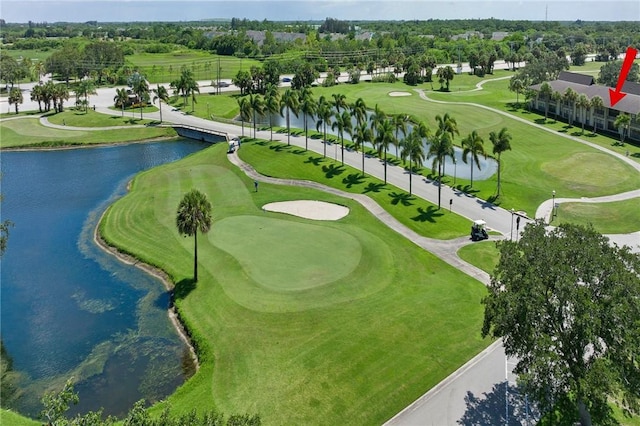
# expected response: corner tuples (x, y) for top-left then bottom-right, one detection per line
(213, 81), (230, 88)
(281, 77), (292, 83)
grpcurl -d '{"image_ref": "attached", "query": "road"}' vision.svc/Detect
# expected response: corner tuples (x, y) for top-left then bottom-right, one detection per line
(2, 65), (638, 424)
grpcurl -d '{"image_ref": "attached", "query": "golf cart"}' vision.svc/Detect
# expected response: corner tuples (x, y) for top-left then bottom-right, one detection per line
(470, 219), (489, 241)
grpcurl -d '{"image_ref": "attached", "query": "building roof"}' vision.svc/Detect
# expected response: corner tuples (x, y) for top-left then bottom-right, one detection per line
(558, 71), (595, 86)
(530, 72), (640, 115)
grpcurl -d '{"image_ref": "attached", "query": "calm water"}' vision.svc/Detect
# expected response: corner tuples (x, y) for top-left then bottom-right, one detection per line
(248, 111), (498, 180)
(0, 140), (208, 418)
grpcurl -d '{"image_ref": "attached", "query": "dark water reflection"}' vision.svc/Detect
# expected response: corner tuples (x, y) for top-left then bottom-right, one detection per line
(0, 140), (208, 418)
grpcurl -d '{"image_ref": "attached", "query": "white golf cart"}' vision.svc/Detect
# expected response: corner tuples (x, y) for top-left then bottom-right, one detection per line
(470, 219), (489, 241)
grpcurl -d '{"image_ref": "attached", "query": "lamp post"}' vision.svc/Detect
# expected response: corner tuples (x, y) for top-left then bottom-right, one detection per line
(510, 208), (515, 241)
(552, 190), (556, 223)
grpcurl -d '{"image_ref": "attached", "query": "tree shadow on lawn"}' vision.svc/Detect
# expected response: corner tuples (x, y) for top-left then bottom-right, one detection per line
(342, 172), (365, 188)
(389, 191), (416, 206)
(362, 182), (386, 193)
(322, 163), (345, 178)
(304, 156), (326, 166)
(412, 205), (444, 223)
(291, 148), (307, 155)
(269, 144), (293, 153)
(172, 278), (197, 302)
(457, 381), (539, 426)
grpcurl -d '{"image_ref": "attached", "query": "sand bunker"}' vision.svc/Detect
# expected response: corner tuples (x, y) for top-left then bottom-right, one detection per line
(388, 91), (411, 97)
(262, 200), (349, 221)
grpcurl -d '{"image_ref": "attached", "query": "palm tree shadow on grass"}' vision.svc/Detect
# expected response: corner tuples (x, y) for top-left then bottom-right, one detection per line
(304, 156), (325, 166)
(322, 163), (345, 178)
(291, 148), (306, 155)
(269, 144), (292, 153)
(362, 182), (386, 193)
(412, 205), (444, 223)
(172, 278), (197, 302)
(456, 184), (481, 195)
(342, 173), (365, 188)
(389, 192), (416, 206)
(255, 140), (270, 147)
(457, 382), (539, 425)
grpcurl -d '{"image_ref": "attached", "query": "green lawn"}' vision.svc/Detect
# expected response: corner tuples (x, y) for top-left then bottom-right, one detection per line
(100, 142), (490, 424)
(556, 198), (640, 234)
(0, 409), (39, 426)
(126, 50), (262, 83)
(0, 116), (175, 149)
(239, 139), (470, 240)
(457, 241), (500, 274)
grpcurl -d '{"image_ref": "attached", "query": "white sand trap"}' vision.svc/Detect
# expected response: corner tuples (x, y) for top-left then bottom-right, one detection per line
(262, 200), (349, 221)
(388, 91), (411, 97)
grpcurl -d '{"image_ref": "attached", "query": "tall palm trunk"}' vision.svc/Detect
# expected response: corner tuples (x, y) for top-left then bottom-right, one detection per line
(193, 231), (198, 282)
(470, 156), (474, 187)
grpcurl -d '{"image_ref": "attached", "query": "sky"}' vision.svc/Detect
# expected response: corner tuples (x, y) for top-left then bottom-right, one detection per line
(1, 0), (639, 23)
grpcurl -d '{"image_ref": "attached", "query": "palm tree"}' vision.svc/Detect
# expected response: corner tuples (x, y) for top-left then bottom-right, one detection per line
(152, 85), (169, 123)
(509, 75), (525, 105)
(351, 97), (367, 127)
(353, 121), (373, 175)
(315, 95), (332, 157)
(428, 131), (454, 209)
(264, 84), (280, 141)
(298, 88), (316, 150)
(31, 84), (44, 113)
(435, 112), (458, 179)
(369, 103), (387, 141)
(176, 189), (212, 282)
(8, 87), (23, 114)
(280, 88), (299, 146)
(576, 93), (590, 134)
(375, 118), (395, 183)
(75, 79), (96, 113)
(114, 88), (129, 117)
(392, 114), (409, 157)
(614, 113), (631, 145)
(401, 130), (426, 194)
(489, 127), (512, 198)
(331, 110), (352, 164)
(563, 87), (578, 126)
(132, 77), (150, 119)
(53, 84), (69, 113)
(461, 130), (486, 188)
(538, 82), (553, 121)
(551, 90), (562, 121)
(237, 96), (251, 137)
(590, 95), (604, 134)
(249, 93), (264, 139)
(332, 93), (347, 114)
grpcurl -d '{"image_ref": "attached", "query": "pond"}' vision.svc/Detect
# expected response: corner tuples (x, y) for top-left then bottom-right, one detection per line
(0, 140), (209, 418)
(242, 110), (498, 180)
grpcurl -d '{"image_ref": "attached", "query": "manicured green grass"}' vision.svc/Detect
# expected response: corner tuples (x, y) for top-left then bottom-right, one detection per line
(101, 142), (490, 424)
(555, 198), (640, 234)
(47, 109), (158, 127)
(0, 409), (39, 426)
(126, 50), (262, 83)
(239, 139), (470, 240)
(427, 77), (640, 164)
(170, 92), (241, 120)
(0, 117), (175, 148)
(457, 241), (500, 274)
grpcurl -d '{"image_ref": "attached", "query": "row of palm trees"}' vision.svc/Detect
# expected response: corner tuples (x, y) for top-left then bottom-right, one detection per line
(28, 81), (71, 114)
(236, 88), (513, 206)
(537, 83), (633, 143)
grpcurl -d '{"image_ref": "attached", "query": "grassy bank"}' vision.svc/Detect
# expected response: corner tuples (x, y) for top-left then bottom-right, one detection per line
(100, 142), (490, 424)
(0, 115), (175, 149)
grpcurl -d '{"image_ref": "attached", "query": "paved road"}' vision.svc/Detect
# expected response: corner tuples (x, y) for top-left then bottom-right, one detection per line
(2, 71), (638, 424)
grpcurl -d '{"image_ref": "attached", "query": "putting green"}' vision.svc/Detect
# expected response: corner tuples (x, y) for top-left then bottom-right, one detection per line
(212, 215), (361, 291)
(209, 217), (394, 313)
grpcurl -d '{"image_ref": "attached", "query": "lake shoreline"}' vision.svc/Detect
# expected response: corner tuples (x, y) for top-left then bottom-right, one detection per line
(93, 186), (201, 375)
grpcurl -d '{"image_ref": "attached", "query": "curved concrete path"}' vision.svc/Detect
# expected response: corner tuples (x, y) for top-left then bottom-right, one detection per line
(3, 75), (638, 423)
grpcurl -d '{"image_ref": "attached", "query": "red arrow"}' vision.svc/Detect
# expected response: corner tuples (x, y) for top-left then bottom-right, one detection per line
(609, 46), (639, 107)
